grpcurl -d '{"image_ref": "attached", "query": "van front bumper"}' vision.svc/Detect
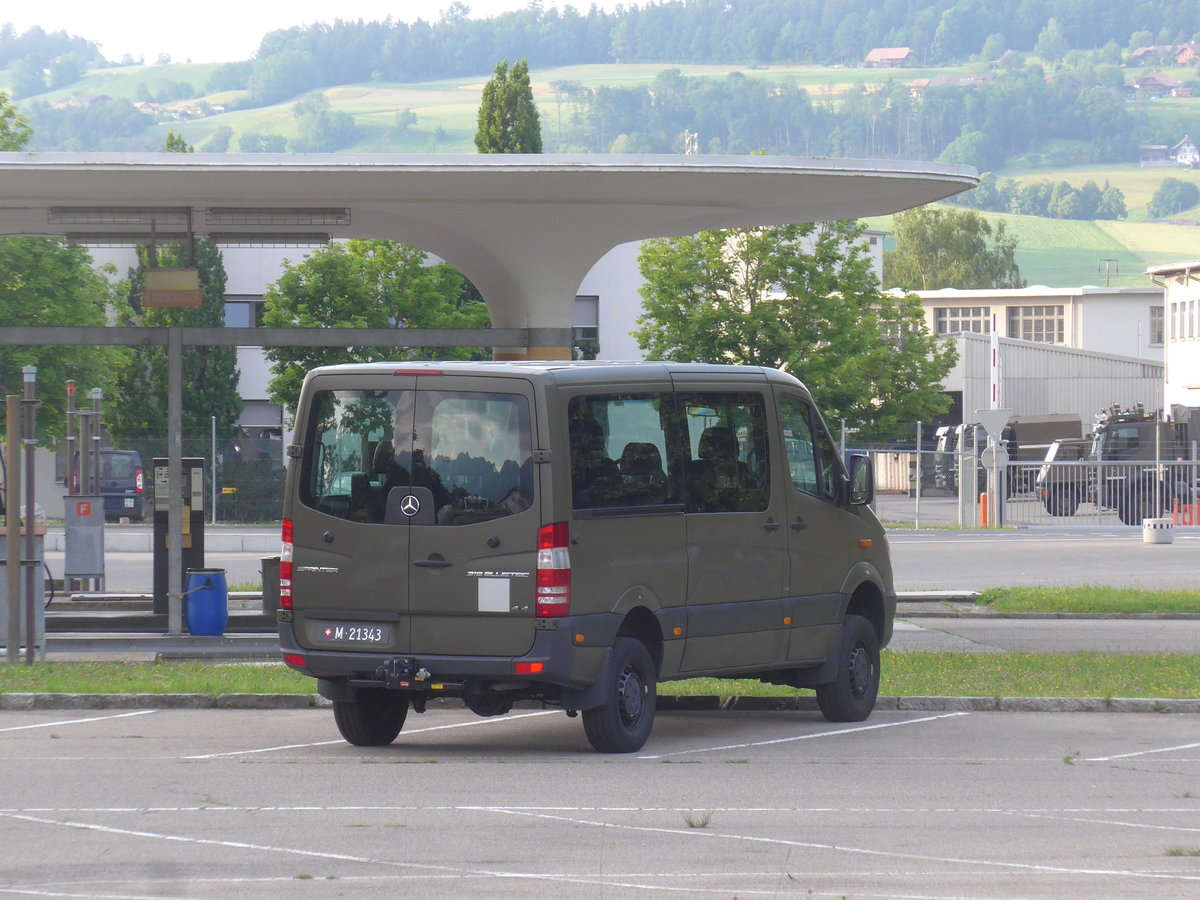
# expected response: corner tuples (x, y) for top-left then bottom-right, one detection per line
(279, 612), (621, 696)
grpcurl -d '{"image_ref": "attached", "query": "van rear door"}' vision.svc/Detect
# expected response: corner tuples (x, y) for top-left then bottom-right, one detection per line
(292, 378), (417, 653)
(291, 374), (539, 659)
(405, 375), (538, 656)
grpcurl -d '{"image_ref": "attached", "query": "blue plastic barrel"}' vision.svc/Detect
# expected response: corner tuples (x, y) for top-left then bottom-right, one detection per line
(185, 568), (229, 636)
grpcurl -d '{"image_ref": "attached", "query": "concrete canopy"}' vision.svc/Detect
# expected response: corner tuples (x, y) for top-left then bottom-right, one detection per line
(0, 152), (977, 355)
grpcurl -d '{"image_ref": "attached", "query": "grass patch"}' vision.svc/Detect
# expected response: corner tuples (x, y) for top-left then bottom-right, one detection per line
(0, 651), (1197, 699)
(980, 586), (1200, 615)
(660, 651), (1200, 700)
(0, 661), (314, 695)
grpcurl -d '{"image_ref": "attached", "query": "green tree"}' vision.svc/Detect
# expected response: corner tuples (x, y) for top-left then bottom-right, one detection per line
(475, 58), (543, 153)
(107, 239), (242, 442)
(162, 129), (193, 152)
(885, 207), (1025, 291)
(0, 239), (125, 447)
(1147, 177), (1200, 219)
(635, 222), (955, 440)
(0, 90), (33, 150)
(261, 240), (491, 412)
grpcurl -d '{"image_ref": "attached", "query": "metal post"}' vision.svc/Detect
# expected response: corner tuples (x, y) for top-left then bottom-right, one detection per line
(5, 394), (21, 663)
(91, 388), (103, 498)
(65, 381), (76, 493)
(211, 415), (218, 525)
(914, 422), (922, 530)
(168, 327), (184, 635)
(22, 366), (37, 664)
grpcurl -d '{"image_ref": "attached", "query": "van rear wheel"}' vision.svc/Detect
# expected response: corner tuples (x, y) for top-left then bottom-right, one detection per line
(333, 689), (408, 746)
(582, 637), (657, 753)
(815, 615), (880, 723)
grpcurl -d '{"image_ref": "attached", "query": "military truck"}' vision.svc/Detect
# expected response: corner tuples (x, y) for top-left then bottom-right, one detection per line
(934, 413), (1082, 495)
(1037, 404), (1199, 524)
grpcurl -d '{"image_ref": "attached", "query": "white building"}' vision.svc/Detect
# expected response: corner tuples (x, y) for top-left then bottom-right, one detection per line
(1147, 260), (1200, 413)
(915, 285), (1165, 361)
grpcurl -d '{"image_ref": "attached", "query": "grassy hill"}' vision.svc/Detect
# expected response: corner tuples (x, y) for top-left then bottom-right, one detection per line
(13, 58), (1200, 285)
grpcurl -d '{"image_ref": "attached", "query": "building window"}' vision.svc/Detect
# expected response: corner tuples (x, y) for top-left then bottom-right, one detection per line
(224, 297), (264, 327)
(1007, 305), (1064, 343)
(933, 306), (991, 334)
(573, 294), (599, 358)
(1150, 305), (1164, 345)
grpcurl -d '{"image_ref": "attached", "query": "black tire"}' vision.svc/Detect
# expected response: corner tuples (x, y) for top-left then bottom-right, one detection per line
(582, 636), (657, 753)
(333, 689), (408, 746)
(1116, 477), (1159, 526)
(1043, 487), (1079, 517)
(815, 614), (880, 723)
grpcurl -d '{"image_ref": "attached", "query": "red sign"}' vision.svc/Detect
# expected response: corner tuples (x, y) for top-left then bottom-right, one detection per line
(76, 501), (91, 517)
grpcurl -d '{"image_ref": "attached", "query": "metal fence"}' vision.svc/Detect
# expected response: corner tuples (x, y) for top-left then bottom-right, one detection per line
(866, 449), (1200, 529)
(116, 435), (285, 525)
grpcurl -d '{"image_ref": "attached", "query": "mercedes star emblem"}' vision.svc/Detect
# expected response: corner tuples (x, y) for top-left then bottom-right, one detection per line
(400, 494), (421, 517)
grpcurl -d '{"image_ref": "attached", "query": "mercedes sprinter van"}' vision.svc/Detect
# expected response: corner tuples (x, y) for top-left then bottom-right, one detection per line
(279, 361), (895, 753)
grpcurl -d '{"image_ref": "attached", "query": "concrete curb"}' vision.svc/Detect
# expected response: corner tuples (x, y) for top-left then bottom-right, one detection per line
(2, 693), (1197, 713)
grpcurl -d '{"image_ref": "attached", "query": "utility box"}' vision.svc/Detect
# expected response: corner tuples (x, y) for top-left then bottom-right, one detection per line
(64, 495), (105, 588)
(152, 457), (205, 614)
(1, 526), (46, 658)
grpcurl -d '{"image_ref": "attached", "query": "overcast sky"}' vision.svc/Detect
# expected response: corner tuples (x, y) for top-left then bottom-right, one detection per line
(7, 1), (617, 65)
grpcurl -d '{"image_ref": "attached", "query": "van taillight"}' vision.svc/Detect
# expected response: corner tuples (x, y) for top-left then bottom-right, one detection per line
(280, 517), (294, 610)
(135, 468), (144, 494)
(536, 521), (570, 618)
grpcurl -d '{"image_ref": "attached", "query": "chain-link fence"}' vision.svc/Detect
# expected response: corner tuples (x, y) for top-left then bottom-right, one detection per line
(864, 448), (1200, 529)
(115, 435), (285, 525)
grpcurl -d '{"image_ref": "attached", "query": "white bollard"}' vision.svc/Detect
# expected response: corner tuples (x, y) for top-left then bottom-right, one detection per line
(1142, 517), (1175, 544)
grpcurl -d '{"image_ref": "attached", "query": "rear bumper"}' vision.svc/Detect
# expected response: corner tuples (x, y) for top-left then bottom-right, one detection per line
(279, 612), (621, 693)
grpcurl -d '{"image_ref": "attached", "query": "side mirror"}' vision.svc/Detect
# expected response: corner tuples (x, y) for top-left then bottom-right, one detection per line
(848, 453), (874, 506)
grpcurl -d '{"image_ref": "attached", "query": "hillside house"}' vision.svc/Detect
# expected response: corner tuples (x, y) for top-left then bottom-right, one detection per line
(1126, 72), (1183, 98)
(1140, 144), (1171, 166)
(1176, 43), (1200, 66)
(865, 47), (913, 68)
(1132, 44), (1180, 66)
(1172, 136), (1199, 167)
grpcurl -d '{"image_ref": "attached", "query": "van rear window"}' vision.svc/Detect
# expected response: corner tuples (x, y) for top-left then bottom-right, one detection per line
(301, 389), (532, 525)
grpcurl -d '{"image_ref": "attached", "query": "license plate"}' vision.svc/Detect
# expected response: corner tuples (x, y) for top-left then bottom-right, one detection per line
(315, 622), (390, 646)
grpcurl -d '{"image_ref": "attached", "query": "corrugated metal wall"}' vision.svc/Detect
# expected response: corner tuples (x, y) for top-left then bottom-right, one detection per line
(948, 333), (1163, 423)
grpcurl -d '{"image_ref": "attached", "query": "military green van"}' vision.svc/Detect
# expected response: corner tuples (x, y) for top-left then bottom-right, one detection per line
(279, 361), (895, 753)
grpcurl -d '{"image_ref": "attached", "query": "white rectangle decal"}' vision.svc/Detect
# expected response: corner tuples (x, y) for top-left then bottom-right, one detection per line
(478, 577), (510, 612)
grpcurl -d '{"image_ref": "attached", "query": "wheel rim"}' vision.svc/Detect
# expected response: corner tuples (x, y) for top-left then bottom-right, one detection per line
(848, 644), (873, 698)
(617, 663), (645, 727)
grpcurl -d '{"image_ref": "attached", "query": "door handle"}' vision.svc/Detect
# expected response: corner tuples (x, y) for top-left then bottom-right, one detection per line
(763, 518), (781, 532)
(790, 517), (807, 532)
(413, 558), (452, 569)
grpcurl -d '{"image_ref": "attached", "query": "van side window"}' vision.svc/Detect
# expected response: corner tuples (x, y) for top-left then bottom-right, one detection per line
(679, 393), (770, 513)
(781, 395), (841, 501)
(568, 394), (676, 510)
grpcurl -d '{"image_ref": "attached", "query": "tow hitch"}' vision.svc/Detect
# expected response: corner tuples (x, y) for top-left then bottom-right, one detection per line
(375, 657), (432, 689)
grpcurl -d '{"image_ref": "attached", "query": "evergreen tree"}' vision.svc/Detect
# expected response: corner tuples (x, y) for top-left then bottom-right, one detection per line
(475, 58), (543, 153)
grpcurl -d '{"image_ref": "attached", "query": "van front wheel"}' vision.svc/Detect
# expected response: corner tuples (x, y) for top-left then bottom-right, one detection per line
(582, 637), (657, 753)
(333, 689), (408, 746)
(815, 615), (880, 723)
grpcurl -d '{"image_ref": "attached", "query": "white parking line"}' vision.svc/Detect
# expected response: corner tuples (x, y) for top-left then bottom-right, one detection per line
(0, 710), (157, 733)
(1085, 740), (1200, 762)
(183, 709), (559, 759)
(638, 712), (970, 759)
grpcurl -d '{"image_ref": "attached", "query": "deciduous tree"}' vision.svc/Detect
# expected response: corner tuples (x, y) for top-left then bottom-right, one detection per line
(261, 240), (491, 412)
(635, 222), (955, 441)
(885, 206), (1025, 291)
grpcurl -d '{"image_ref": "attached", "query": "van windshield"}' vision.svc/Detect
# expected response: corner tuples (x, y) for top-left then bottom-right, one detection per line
(301, 388), (533, 525)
